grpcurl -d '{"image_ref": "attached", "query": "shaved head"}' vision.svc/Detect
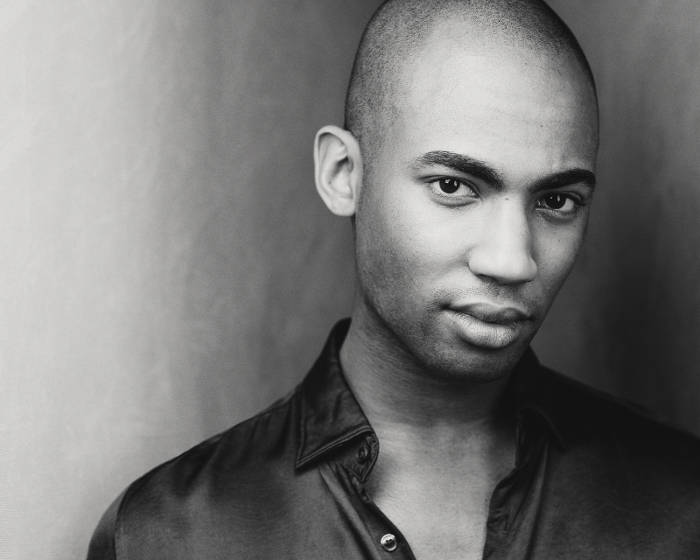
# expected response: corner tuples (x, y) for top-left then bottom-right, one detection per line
(345, 0), (597, 161)
(315, 0), (599, 382)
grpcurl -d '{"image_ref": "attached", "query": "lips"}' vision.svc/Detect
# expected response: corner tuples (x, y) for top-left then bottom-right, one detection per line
(445, 303), (532, 349)
(449, 303), (531, 324)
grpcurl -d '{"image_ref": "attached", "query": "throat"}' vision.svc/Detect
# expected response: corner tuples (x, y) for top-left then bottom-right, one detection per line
(340, 311), (518, 558)
(339, 313), (514, 428)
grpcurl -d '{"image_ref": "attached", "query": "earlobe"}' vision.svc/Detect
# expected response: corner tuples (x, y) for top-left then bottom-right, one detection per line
(314, 125), (363, 217)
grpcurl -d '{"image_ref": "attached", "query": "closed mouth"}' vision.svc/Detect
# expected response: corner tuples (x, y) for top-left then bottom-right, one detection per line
(444, 305), (531, 349)
(447, 303), (532, 325)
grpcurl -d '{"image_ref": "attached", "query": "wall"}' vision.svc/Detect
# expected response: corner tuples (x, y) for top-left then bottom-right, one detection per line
(534, 0), (700, 435)
(1, 1), (699, 559)
(0, 1), (378, 558)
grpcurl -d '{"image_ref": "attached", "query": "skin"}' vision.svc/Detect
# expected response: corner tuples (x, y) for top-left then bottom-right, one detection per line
(314, 19), (598, 560)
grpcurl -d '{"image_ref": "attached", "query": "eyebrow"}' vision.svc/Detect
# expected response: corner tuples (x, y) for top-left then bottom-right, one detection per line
(411, 150), (597, 192)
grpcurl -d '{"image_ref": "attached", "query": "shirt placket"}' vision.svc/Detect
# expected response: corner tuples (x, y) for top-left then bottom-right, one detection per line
(331, 433), (418, 560)
(482, 415), (550, 560)
(335, 419), (548, 560)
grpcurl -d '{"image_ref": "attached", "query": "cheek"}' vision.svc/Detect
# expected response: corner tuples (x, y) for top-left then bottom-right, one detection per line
(535, 223), (586, 294)
(358, 188), (460, 283)
(355, 200), (415, 294)
(355, 186), (441, 305)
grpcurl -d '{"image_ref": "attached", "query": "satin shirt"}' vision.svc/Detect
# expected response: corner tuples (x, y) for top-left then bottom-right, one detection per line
(87, 319), (700, 559)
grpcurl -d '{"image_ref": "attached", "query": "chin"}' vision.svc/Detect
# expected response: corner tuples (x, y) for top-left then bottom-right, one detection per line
(412, 330), (535, 384)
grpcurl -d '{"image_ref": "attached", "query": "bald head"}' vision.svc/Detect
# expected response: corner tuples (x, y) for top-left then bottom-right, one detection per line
(345, 0), (597, 159)
(314, 0), (600, 381)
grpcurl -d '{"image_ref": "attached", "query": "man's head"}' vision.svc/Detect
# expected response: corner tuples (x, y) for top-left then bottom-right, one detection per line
(314, 0), (599, 382)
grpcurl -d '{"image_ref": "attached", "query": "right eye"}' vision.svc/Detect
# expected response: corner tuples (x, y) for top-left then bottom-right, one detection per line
(427, 177), (478, 199)
(438, 178), (463, 193)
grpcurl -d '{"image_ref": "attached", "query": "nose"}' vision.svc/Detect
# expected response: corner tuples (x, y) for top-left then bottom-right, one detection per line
(467, 201), (537, 285)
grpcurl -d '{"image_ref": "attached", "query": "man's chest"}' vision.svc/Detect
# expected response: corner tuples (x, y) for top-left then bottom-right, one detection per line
(112, 446), (700, 560)
(371, 492), (490, 560)
(360, 432), (515, 560)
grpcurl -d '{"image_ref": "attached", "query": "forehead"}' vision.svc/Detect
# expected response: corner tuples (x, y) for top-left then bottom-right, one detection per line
(383, 25), (598, 179)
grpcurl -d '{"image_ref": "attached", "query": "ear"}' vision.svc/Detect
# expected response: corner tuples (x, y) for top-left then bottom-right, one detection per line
(314, 125), (363, 217)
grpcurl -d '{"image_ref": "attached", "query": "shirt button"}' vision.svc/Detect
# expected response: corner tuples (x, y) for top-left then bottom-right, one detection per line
(381, 533), (397, 552)
(357, 444), (370, 463)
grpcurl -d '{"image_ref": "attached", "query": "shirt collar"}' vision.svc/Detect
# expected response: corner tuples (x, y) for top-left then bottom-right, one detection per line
(295, 319), (569, 470)
(508, 348), (569, 450)
(296, 319), (373, 469)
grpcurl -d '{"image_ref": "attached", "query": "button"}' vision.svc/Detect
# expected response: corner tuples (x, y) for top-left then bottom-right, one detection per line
(356, 444), (370, 463)
(380, 533), (397, 552)
(359, 488), (371, 504)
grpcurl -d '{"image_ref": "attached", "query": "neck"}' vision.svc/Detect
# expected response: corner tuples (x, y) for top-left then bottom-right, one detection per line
(339, 313), (518, 560)
(340, 311), (514, 440)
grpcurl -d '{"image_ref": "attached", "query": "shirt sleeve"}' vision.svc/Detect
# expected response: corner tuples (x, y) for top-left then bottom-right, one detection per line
(86, 489), (128, 560)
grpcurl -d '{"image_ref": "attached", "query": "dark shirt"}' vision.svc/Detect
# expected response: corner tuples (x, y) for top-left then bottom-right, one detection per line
(87, 319), (700, 559)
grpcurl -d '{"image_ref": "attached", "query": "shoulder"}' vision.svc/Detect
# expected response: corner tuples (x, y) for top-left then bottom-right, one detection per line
(539, 365), (700, 497)
(86, 389), (301, 559)
(504, 361), (700, 555)
(543, 366), (700, 451)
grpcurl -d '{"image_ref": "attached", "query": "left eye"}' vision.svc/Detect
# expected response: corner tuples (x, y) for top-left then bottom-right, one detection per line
(538, 193), (576, 212)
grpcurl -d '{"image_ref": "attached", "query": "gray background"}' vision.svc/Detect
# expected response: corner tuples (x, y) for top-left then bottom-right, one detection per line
(0, 1), (698, 558)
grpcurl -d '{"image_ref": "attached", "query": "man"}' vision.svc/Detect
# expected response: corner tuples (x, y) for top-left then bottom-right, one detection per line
(88, 0), (700, 558)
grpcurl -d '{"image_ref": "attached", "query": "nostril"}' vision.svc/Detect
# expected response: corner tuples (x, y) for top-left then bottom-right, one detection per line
(468, 249), (537, 285)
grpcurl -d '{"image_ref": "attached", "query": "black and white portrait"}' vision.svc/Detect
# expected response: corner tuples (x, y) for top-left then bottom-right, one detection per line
(2, 1), (700, 559)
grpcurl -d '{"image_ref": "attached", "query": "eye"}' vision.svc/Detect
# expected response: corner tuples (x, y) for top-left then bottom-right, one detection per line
(537, 193), (577, 213)
(428, 177), (478, 199)
(438, 178), (463, 194)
